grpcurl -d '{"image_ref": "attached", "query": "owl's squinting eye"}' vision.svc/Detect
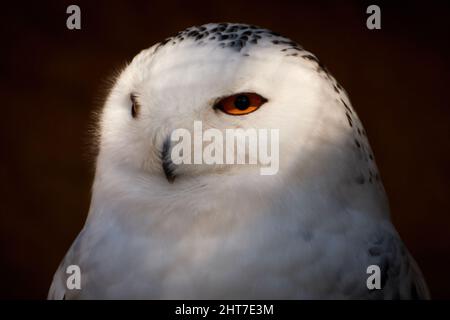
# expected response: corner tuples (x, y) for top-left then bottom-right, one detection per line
(214, 93), (268, 116)
(130, 94), (139, 118)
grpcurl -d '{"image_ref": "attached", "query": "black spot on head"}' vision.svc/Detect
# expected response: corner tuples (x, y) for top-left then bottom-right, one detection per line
(187, 30), (199, 37)
(160, 38), (171, 46)
(302, 54), (319, 63)
(340, 99), (352, 114)
(158, 24), (306, 57)
(317, 62), (330, 75)
(355, 139), (361, 148)
(346, 113), (353, 127)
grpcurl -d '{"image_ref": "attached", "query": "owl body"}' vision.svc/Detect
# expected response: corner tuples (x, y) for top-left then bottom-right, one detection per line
(49, 23), (428, 299)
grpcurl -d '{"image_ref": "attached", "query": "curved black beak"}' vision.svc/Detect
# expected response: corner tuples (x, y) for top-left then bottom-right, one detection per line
(160, 137), (176, 183)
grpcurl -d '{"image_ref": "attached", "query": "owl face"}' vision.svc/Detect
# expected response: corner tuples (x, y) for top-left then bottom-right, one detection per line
(97, 23), (352, 184)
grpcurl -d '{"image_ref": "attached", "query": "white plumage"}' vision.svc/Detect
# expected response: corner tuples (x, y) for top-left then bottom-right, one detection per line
(49, 23), (429, 299)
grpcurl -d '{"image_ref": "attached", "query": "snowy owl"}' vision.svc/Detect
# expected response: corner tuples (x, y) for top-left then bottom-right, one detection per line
(49, 23), (429, 299)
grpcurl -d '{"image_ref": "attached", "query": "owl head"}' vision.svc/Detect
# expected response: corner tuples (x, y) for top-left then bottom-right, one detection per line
(94, 23), (385, 214)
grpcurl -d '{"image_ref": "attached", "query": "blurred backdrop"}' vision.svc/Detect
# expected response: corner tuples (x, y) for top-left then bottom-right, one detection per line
(1, 0), (449, 299)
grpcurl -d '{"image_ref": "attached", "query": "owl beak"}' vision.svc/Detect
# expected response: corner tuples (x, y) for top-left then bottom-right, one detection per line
(161, 137), (176, 183)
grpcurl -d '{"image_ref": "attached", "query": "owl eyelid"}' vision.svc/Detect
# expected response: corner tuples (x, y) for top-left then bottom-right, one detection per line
(130, 93), (139, 103)
(130, 93), (140, 118)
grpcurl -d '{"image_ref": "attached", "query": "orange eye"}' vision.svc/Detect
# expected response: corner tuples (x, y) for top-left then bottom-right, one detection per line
(214, 93), (267, 115)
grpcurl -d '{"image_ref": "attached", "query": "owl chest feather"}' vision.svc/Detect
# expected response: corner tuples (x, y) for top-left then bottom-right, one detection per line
(73, 192), (387, 299)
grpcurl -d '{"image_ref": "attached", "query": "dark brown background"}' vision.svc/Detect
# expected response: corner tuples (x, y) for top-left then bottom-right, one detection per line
(1, 0), (449, 299)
